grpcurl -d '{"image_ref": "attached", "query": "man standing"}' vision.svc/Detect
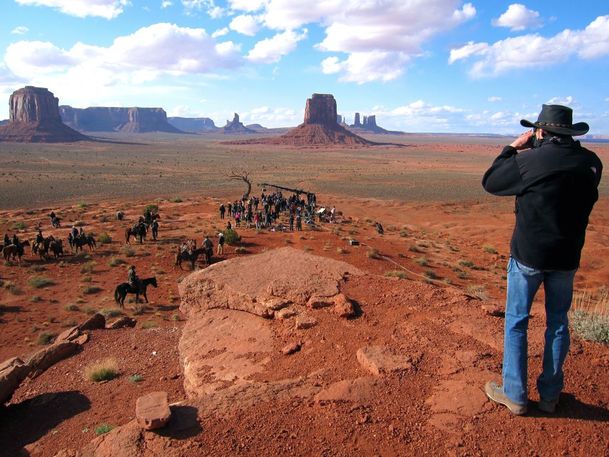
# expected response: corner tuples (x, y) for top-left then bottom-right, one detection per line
(482, 105), (602, 415)
(217, 232), (225, 255)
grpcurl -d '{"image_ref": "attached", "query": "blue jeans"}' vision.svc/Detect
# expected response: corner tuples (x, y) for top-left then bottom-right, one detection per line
(502, 257), (576, 405)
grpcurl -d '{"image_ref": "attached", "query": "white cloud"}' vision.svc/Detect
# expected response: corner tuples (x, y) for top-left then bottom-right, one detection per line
(488, 96), (502, 102)
(228, 0), (266, 12)
(240, 106), (299, 126)
(182, 0), (225, 17)
(212, 27), (229, 38)
(449, 15), (609, 77)
(3, 23), (242, 102)
(247, 29), (307, 64)
(493, 3), (542, 31)
(15, 0), (129, 19)
(322, 52), (409, 84)
(161, 0), (172, 8)
(229, 15), (260, 36)
(11, 26), (29, 35)
(547, 96), (574, 106)
(230, 0), (476, 83)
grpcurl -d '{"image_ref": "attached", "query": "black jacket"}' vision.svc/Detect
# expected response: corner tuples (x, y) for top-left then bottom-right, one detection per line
(482, 139), (602, 270)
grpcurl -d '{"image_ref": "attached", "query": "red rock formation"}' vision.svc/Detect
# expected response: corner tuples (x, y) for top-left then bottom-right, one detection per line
(226, 94), (375, 147)
(60, 106), (182, 133)
(223, 113), (255, 134)
(0, 86), (89, 142)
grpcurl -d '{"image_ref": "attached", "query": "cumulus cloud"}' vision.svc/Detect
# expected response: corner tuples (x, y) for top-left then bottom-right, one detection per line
(161, 0), (172, 8)
(449, 15), (609, 77)
(247, 29), (307, 64)
(547, 96), (574, 106)
(229, 15), (260, 36)
(212, 27), (229, 38)
(492, 3), (542, 31)
(4, 23), (242, 96)
(240, 106), (300, 126)
(230, 0), (476, 83)
(488, 96), (502, 102)
(11, 26), (29, 35)
(15, 0), (129, 19)
(322, 52), (410, 84)
(182, 0), (224, 18)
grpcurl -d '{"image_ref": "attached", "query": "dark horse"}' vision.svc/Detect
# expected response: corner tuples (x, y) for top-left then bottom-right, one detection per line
(114, 276), (157, 307)
(3, 240), (30, 262)
(69, 234), (96, 252)
(175, 248), (205, 270)
(125, 224), (147, 244)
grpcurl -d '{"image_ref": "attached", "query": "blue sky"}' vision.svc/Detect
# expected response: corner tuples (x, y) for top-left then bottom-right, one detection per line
(1, 0), (608, 133)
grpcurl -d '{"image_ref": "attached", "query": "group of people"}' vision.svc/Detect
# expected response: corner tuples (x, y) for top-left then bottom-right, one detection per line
(219, 190), (319, 232)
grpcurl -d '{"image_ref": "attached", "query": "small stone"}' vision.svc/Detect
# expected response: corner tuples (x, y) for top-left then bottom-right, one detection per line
(107, 317), (136, 329)
(264, 297), (292, 311)
(333, 293), (356, 318)
(276, 307), (298, 320)
(356, 346), (414, 376)
(306, 294), (333, 309)
(482, 304), (504, 318)
(136, 391), (171, 430)
(295, 315), (317, 330)
(282, 342), (302, 355)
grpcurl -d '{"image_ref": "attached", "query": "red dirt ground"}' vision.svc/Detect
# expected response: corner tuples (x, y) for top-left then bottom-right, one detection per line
(1, 157), (608, 455)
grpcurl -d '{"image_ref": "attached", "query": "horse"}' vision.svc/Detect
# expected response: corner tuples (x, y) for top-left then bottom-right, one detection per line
(70, 234), (96, 252)
(114, 277), (157, 307)
(175, 247), (205, 270)
(51, 217), (61, 228)
(49, 239), (63, 259)
(2, 240), (30, 262)
(204, 246), (213, 265)
(125, 224), (147, 244)
(33, 236), (55, 260)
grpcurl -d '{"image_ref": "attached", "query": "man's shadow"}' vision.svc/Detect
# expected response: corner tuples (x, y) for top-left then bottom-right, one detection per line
(528, 393), (609, 421)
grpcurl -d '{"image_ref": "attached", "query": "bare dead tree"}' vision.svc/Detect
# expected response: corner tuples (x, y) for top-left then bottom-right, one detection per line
(227, 170), (252, 199)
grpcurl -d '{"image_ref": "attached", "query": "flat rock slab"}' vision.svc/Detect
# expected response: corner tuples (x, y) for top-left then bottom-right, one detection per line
(356, 346), (414, 376)
(0, 357), (31, 404)
(179, 309), (273, 398)
(178, 247), (362, 319)
(79, 313), (106, 331)
(136, 391), (171, 430)
(314, 377), (378, 404)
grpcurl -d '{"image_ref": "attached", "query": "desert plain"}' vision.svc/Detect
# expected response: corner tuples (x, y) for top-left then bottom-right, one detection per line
(1, 133), (609, 456)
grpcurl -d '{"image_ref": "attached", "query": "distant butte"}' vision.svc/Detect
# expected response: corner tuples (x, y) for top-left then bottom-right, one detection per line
(226, 93), (377, 147)
(0, 86), (89, 143)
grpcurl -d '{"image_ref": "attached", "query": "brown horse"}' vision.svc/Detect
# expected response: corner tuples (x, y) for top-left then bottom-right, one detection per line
(125, 224), (146, 244)
(3, 240), (30, 262)
(175, 248), (205, 270)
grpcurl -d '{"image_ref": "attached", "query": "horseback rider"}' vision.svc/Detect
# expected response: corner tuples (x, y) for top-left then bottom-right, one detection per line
(12, 233), (20, 247)
(127, 265), (141, 292)
(35, 229), (44, 250)
(144, 208), (152, 225)
(71, 225), (78, 240)
(203, 235), (213, 260)
(4, 233), (11, 246)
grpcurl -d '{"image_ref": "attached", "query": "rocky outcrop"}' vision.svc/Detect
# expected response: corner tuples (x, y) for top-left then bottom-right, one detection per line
(222, 113), (255, 134)
(0, 86), (89, 142)
(349, 113), (401, 134)
(227, 94), (376, 147)
(60, 106), (183, 133)
(167, 116), (218, 133)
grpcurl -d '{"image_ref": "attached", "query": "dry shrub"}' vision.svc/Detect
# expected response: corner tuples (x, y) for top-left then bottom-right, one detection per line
(366, 248), (381, 259)
(85, 358), (119, 382)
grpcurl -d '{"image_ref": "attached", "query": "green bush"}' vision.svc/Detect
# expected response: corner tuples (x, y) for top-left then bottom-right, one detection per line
(385, 270), (406, 279)
(98, 232), (112, 244)
(65, 304), (80, 312)
(37, 332), (56, 345)
(101, 308), (122, 318)
(142, 320), (158, 329)
(222, 229), (241, 246)
(483, 245), (498, 254)
(28, 276), (55, 289)
(13, 221), (27, 230)
(571, 311), (609, 345)
(129, 374), (144, 383)
(109, 257), (126, 267)
(95, 424), (115, 435)
(144, 204), (159, 215)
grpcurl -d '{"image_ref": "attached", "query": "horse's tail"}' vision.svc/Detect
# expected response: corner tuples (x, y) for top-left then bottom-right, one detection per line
(125, 228), (130, 244)
(114, 286), (121, 305)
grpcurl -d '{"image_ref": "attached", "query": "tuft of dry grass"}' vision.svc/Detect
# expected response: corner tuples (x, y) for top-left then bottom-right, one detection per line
(385, 270), (406, 280)
(366, 248), (381, 259)
(85, 358), (119, 382)
(28, 276), (55, 289)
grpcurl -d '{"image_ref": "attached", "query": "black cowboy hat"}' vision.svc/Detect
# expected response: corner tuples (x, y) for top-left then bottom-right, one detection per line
(520, 104), (589, 136)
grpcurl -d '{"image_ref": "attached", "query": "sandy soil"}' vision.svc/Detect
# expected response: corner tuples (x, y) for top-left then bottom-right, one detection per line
(0, 135), (608, 456)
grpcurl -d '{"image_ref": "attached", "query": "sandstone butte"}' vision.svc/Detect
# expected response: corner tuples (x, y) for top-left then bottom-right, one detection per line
(0, 86), (89, 143)
(225, 93), (377, 147)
